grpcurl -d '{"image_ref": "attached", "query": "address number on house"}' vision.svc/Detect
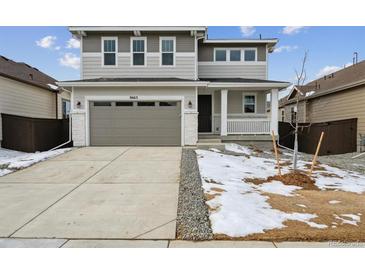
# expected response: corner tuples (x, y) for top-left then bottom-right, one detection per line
(130, 96), (138, 99)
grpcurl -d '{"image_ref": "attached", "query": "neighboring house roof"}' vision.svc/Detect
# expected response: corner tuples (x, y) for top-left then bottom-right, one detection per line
(0, 55), (59, 92)
(281, 60), (365, 107)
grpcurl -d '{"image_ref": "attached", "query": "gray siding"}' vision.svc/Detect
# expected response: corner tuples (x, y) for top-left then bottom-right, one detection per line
(82, 32), (194, 53)
(197, 42), (268, 79)
(198, 63), (267, 79)
(82, 54), (195, 79)
(213, 90), (267, 115)
(198, 43), (267, 62)
(0, 76), (57, 142)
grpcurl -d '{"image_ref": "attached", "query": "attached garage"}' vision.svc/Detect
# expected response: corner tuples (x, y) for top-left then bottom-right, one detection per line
(89, 101), (181, 146)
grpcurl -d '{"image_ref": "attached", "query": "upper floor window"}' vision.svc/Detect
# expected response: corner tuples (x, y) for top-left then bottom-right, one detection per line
(160, 37), (175, 66)
(243, 95), (256, 113)
(102, 37), (117, 66)
(244, 49), (257, 61)
(132, 37), (146, 66)
(214, 48), (257, 62)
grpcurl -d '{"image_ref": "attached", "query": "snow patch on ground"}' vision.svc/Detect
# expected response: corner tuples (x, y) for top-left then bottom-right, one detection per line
(334, 214), (361, 226)
(296, 204), (307, 208)
(255, 181), (301, 197)
(196, 148), (327, 237)
(0, 148), (71, 176)
(225, 143), (252, 155)
(329, 200), (341, 204)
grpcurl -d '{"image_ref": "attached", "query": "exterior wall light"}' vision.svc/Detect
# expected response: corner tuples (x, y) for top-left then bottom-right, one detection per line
(188, 100), (193, 108)
(76, 101), (81, 108)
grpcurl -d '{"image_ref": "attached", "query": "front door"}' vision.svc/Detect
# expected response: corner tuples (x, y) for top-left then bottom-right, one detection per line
(198, 95), (212, 132)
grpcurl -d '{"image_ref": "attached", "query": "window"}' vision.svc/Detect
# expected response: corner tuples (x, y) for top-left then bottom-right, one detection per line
(161, 38), (175, 66)
(116, 102), (133, 107)
(137, 101), (155, 107)
(291, 106), (297, 123)
(281, 109), (285, 122)
(159, 101), (177, 107)
(62, 99), (70, 119)
(94, 102), (112, 107)
(102, 37), (117, 66)
(243, 95), (256, 113)
(230, 49), (241, 61)
(244, 49), (256, 61)
(215, 49), (227, 61)
(132, 38), (146, 66)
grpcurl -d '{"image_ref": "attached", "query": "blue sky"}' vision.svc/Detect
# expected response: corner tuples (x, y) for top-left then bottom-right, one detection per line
(1, 26), (364, 95)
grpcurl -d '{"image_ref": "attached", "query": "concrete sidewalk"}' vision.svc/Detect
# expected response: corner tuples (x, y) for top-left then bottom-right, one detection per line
(1, 238), (364, 248)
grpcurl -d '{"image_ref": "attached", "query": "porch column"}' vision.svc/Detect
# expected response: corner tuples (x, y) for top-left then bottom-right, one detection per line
(270, 88), (279, 135)
(221, 89), (228, 136)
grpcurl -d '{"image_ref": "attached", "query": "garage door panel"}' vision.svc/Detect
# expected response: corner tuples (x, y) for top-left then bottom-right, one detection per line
(89, 101), (181, 146)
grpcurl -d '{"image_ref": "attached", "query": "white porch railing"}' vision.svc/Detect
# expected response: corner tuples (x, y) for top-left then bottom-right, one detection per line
(227, 118), (271, 134)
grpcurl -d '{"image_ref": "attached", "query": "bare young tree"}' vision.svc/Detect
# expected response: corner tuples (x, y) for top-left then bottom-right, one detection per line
(290, 51), (308, 170)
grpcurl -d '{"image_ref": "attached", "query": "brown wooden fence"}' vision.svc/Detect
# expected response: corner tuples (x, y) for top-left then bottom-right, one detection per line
(1, 113), (71, 152)
(278, 118), (357, 155)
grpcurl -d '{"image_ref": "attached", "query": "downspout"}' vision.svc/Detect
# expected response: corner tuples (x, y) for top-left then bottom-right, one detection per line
(49, 87), (73, 151)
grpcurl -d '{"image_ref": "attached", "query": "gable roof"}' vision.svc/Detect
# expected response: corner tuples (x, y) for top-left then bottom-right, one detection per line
(0, 55), (59, 92)
(281, 60), (365, 107)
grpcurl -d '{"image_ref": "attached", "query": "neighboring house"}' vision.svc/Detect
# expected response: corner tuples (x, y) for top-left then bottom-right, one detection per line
(279, 60), (365, 152)
(0, 55), (71, 146)
(59, 26), (290, 147)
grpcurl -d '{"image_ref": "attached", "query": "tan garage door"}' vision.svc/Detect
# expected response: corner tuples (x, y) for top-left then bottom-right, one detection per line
(89, 101), (181, 146)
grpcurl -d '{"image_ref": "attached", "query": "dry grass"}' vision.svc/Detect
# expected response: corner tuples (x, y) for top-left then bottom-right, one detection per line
(211, 187), (226, 193)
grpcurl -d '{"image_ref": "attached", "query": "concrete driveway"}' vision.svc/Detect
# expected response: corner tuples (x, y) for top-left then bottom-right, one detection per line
(0, 147), (181, 240)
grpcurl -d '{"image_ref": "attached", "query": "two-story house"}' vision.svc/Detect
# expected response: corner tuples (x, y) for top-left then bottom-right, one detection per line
(59, 26), (290, 147)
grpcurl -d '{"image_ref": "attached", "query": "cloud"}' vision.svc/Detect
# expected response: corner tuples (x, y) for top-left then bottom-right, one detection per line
(282, 26), (305, 35)
(66, 37), (80, 49)
(316, 62), (352, 78)
(36, 35), (58, 49)
(240, 26), (256, 37)
(59, 53), (80, 69)
(274, 45), (298, 53)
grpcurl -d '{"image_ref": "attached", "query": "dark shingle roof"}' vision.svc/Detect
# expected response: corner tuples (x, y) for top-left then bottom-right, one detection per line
(0, 55), (58, 92)
(281, 60), (365, 107)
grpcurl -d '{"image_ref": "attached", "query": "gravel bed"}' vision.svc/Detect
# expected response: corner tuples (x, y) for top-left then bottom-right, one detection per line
(256, 146), (365, 174)
(176, 148), (213, 240)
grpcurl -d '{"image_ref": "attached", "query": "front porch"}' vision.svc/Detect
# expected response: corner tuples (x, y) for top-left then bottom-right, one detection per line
(197, 82), (282, 139)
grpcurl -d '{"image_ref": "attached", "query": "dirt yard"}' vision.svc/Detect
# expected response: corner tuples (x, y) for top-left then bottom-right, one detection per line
(196, 144), (365, 242)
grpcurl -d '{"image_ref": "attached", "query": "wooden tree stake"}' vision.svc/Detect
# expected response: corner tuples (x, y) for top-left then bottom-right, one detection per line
(271, 130), (281, 176)
(309, 131), (325, 176)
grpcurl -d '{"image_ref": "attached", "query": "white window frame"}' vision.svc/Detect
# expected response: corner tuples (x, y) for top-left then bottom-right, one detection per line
(159, 36), (176, 67)
(243, 48), (258, 62)
(131, 37), (147, 67)
(214, 47), (258, 63)
(242, 94), (257, 114)
(101, 36), (118, 67)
